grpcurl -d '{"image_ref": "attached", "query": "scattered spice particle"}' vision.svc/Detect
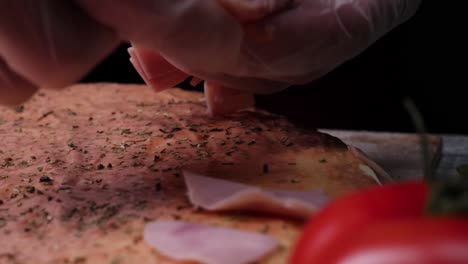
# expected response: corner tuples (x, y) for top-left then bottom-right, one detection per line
(161, 167), (172, 172)
(234, 138), (245, 145)
(39, 176), (53, 185)
(263, 164), (269, 174)
(260, 225), (270, 234)
(280, 136), (294, 147)
(111, 257), (123, 264)
(121, 128), (132, 135)
(19, 160), (29, 166)
(25, 186), (35, 193)
(37, 110), (54, 121)
(210, 128), (224, 132)
(247, 140), (256, 145)
(97, 164), (105, 170)
(191, 142), (207, 148)
(0, 175), (8, 180)
(135, 200), (147, 210)
(153, 155), (161, 162)
(73, 257), (87, 264)
(173, 214), (182, 220)
(1, 158), (14, 168)
(289, 178), (300, 184)
(132, 162), (143, 167)
(155, 179), (162, 192)
(62, 207), (79, 221)
(68, 142), (78, 149)
(137, 130), (153, 136)
(97, 205), (121, 226)
(107, 163), (113, 169)
(165, 133), (174, 139)
(319, 159), (327, 163)
(15, 105), (24, 113)
(67, 110), (77, 116)
(10, 189), (19, 199)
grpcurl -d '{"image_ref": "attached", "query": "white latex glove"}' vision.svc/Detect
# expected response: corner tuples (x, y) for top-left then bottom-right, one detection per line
(0, 0), (422, 115)
(0, 1), (118, 105)
(112, 0), (423, 114)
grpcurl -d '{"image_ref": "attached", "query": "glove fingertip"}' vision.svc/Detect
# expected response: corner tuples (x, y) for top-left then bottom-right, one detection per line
(0, 59), (38, 106)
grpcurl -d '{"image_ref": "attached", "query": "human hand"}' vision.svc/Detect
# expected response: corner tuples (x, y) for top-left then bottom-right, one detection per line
(0, 1), (119, 106)
(121, 0), (422, 114)
(0, 0), (422, 115)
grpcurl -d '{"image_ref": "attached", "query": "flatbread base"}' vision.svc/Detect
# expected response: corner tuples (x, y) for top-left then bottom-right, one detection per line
(0, 84), (385, 264)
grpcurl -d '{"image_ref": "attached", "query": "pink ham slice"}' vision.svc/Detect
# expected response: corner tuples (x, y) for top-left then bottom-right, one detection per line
(144, 220), (278, 264)
(183, 171), (330, 219)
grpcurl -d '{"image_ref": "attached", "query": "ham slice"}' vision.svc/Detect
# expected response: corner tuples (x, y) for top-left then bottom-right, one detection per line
(144, 220), (278, 264)
(204, 81), (255, 117)
(183, 171), (330, 219)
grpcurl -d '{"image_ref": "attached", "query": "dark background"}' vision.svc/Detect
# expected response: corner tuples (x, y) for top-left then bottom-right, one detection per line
(81, 1), (465, 135)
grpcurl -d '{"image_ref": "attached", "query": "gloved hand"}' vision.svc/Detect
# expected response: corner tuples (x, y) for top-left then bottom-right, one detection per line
(0, 0), (422, 115)
(115, 0), (424, 114)
(0, 1), (118, 105)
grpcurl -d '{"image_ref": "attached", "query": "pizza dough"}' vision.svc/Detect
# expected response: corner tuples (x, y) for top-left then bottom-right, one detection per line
(0, 83), (388, 264)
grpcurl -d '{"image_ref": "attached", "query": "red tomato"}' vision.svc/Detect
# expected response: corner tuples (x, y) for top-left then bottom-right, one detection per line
(326, 218), (468, 264)
(289, 180), (427, 264)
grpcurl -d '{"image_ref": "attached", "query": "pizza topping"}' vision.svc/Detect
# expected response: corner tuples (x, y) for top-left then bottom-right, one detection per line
(183, 171), (329, 219)
(348, 146), (393, 184)
(204, 82), (255, 117)
(144, 220), (278, 264)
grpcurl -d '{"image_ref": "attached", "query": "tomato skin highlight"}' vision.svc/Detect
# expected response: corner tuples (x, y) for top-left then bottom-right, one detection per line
(289, 180), (427, 264)
(328, 218), (468, 264)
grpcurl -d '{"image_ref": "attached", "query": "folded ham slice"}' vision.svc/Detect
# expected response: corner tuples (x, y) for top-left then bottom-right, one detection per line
(144, 220), (278, 264)
(184, 171), (330, 219)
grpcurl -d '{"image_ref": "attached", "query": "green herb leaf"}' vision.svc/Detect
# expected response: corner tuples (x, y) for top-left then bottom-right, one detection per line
(403, 98), (433, 181)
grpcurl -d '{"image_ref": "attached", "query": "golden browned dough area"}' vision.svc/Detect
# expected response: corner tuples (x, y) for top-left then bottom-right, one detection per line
(0, 84), (381, 264)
